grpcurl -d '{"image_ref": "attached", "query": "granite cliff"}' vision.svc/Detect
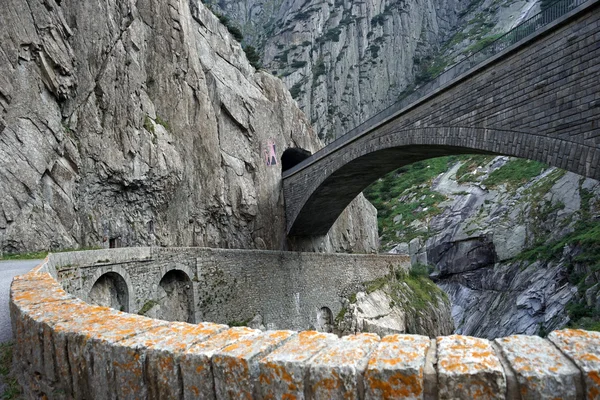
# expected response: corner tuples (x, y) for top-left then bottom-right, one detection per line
(0, 0), (378, 255)
(375, 156), (600, 337)
(203, 0), (541, 141)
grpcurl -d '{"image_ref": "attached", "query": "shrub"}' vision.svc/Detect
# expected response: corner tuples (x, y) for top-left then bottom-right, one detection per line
(244, 45), (262, 69)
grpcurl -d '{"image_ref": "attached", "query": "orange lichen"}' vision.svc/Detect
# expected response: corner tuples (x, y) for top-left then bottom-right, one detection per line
(366, 370), (422, 398)
(588, 370), (600, 386)
(581, 353), (600, 362)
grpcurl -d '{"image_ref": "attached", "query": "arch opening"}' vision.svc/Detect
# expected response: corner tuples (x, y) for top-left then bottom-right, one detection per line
(157, 269), (194, 323)
(89, 272), (129, 312)
(281, 147), (312, 172)
(316, 307), (334, 333)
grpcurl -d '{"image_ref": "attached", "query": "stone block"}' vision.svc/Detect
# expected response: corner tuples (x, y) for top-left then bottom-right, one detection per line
(212, 330), (296, 399)
(16, 299), (87, 383)
(437, 335), (506, 400)
(308, 333), (380, 400)
(363, 334), (431, 400)
(180, 327), (261, 400)
(258, 330), (337, 399)
(495, 334), (582, 399)
(112, 321), (226, 400)
(547, 329), (600, 399)
(51, 306), (161, 399)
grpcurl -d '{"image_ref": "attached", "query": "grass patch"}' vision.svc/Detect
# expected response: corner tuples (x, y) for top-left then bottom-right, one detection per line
(365, 276), (388, 294)
(0, 252), (48, 261)
(455, 155), (495, 183)
(483, 159), (547, 189)
(0, 342), (22, 399)
(0, 246), (103, 261)
(363, 156), (459, 248)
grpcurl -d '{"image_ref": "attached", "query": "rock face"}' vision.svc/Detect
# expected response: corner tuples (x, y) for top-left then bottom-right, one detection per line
(204, 0), (542, 141)
(388, 156), (600, 338)
(0, 0), (378, 255)
(335, 271), (454, 337)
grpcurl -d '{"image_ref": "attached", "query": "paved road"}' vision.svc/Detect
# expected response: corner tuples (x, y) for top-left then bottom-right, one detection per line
(0, 259), (42, 343)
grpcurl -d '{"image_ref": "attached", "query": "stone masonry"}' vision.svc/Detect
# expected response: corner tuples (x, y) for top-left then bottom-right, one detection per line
(10, 255), (600, 399)
(283, 0), (600, 236)
(48, 247), (407, 331)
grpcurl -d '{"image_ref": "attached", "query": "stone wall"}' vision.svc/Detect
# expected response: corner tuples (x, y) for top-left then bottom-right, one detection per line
(46, 247), (405, 331)
(10, 258), (600, 399)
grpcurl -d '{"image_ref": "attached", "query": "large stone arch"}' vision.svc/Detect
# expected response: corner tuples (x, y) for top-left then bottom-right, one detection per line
(84, 266), (135, 312)
(155, 268), (195, 323)
(284, 126), (599, 236)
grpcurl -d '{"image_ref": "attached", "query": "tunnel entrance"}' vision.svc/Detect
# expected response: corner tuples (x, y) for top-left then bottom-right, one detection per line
(89, 272), (129, 312)
(281, 148), (312, 172)
(157, 270), (194, 323)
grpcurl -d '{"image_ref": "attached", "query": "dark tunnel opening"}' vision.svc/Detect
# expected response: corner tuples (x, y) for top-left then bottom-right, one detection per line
(281, 148), (312, 172)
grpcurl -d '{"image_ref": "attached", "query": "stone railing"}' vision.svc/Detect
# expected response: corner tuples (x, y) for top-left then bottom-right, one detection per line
(10, 257), (600, 399)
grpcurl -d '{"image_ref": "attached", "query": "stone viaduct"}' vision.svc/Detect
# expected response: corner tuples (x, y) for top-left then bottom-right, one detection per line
(283, 0), (600, 236)
(10, 250), (600, 399)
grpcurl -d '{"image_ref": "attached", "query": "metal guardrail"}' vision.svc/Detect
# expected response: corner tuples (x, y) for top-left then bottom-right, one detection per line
(282, 0), (589, 178)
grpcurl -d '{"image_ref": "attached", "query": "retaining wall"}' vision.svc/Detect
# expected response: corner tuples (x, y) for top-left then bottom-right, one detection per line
(10, 252), (600, 399)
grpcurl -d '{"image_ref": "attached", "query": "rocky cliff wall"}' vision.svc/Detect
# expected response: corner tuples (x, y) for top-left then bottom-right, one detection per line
(0, 0), (378, 255)
(382, 156), (600, 338)
(204, 0), (542, 141)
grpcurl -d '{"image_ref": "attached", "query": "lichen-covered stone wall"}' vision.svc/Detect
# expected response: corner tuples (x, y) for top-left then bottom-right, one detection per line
(10, 258), (600, 399)
(47, 247), (406, 331)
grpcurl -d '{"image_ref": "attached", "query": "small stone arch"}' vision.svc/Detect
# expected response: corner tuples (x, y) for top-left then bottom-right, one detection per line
(316, 307), (334, 333)
(88, 272), (130, 312)
(281, 147), (312, 172)
(156, 269), (195, 323)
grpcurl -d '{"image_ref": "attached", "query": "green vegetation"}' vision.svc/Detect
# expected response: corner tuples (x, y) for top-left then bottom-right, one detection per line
(216, 14), (244, 42)
(364, 156), (458, 248)
(414, 56), (449, 85)
(335, 265), (449, 329)
(514, 178), (600, 331)
(228, 318), (252, 327)
(155, 115), (170, 132)
(138, 300), (159, 316)
(0, 251), (48, 261)
(290, 81), (304, 99)
(455, 155), (495, 183)
(0, 246), (103, 261)
(316, 27), (342, 44)
(465, 33), (504, 54)
(243, 45), (262, 70)
(483, 159), (547, 189)
(0, 342), (22, 399)
(143, 115), (155, 134)
(312, 58), (326, 84)
(291, 60), (307, 68)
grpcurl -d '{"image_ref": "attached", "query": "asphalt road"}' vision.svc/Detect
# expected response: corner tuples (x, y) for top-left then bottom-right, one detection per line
(0, 259), (42, 343)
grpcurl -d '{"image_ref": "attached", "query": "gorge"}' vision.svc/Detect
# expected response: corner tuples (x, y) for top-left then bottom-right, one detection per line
(1, 0), (599, 375)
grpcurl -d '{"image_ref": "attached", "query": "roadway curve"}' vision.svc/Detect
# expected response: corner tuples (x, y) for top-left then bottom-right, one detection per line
(0, 260), (41, 343)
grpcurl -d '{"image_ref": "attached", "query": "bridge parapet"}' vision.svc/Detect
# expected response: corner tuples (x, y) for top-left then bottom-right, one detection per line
(10, 256), (600, 399)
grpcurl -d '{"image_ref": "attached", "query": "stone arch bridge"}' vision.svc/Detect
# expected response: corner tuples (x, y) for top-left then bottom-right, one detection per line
(283, 0), (600, 236)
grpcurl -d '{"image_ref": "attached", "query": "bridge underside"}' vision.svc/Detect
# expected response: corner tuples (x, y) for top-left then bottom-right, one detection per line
(289, 144), (492, 236)
(283, 0), (600, 237)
